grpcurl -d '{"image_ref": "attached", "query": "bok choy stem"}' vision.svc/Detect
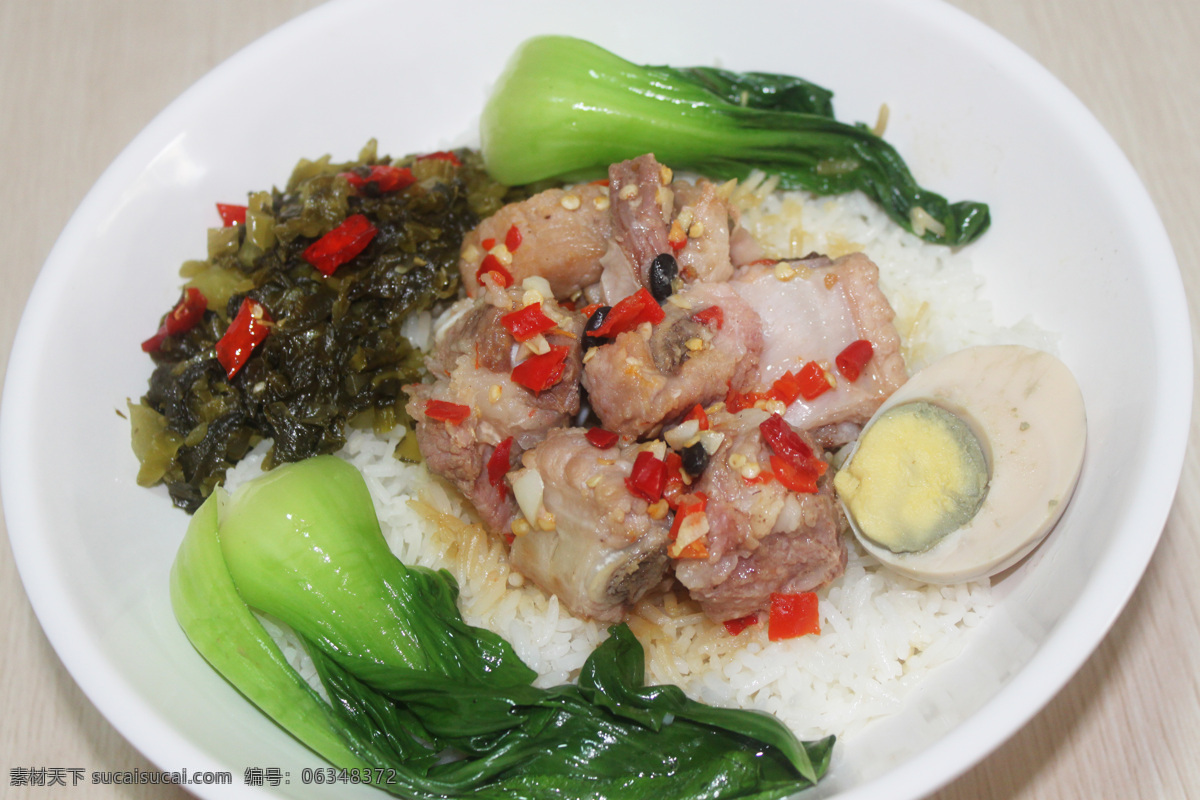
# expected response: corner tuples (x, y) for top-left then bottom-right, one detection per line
(481, 35), (989, 246)
(170, 456), (834, 798)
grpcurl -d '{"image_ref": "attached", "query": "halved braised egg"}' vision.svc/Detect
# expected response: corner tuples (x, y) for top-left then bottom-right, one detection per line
(834, 345), (1087, 583)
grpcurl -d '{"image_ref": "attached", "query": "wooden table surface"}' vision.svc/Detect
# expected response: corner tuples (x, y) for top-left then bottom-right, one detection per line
(2, 1), (1197, 798)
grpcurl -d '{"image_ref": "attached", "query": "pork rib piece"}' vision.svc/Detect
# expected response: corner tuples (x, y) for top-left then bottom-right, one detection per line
(458, 182), (612, 300)
(598, 154), (764, 303)
(730, 253), (907, 446)
(582, 282), (762, 438)
(673, 408), (846, 621)
(507, 428), (672, 622)
(405, 285), (583, 534)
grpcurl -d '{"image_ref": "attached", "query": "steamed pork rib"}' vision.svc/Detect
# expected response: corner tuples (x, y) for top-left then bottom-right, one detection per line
(507, 428), (672, 622)
(601, 154), (763, 302)
(730, 252), (907, 446)
(582, 282), (763, 438)
(458, 182), (612, 299)
(422, 155), (913, 626)
(672, 408), (847, 621)
(457, 152), (764, 308)
(670, 177), (754, 284)
(405, 283), (584, 533)
(607, 153), (674, 289)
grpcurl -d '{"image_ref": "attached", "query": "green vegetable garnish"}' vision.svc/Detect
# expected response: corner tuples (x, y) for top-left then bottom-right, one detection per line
(135, 144), (516, 514)
(481, 35), (989, 246)
(171, 456), (834, 798)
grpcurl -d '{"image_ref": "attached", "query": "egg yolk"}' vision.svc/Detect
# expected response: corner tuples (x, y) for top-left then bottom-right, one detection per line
(834, 401), (989, 553)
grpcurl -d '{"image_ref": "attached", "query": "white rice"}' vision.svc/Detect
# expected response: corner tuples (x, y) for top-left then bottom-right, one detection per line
(225, 184), (1046, 743)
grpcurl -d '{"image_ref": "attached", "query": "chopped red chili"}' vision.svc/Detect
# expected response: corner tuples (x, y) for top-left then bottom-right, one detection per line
(419, 150), (462, 166)
(668, 492), (708, 539)
(796, 360), (833, 401)
(475, 254), (513, 288)
(500, 302), (556, 342)
(511, 346), (569, 392)
(725, 389), (771, 413)
(662, 451), (686, 508)
(769, 455), (819, 494)
(674, 537), (708, 560)
(480, 238), (496, 250)
(723, 614), (759, 636)
(836, 339), (874, 382)
(215, 297), (271, 380)
(585, 428), (619, 449)
(424, 399), (471, 424)
(759, 414), (827, 491)
(487, 437), (514, 495)
(768, 592), (820, 640)
(505, 224), (523, 253)
(339, 165), (416, 194)
(760, 414), (819, 466)
(742, 469), (775, 487)
(625, 451), (667, 502)
(216, 203), (247, 227)
(692, 305), (724, 329)
(141, 288), (208, 352)
(769, 370), (803, 406)
(303, 214), (378, 276)
(590, 288), (665, 337)
(682, 403), (710, 431)
(579, 302), (603, 319)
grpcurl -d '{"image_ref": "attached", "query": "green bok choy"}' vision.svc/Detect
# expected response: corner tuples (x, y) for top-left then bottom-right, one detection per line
(171, 456), (834, 798)
(481, 35), (989, 246)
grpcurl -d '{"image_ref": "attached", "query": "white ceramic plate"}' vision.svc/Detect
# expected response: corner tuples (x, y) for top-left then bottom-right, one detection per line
(2, 0), (1190, 798)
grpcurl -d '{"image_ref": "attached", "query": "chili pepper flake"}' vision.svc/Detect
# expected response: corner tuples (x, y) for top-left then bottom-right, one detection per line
(424, 399), (472, 424)
(511, 346), (569, 392)
(505, 224), (523, 253)
(475, 253), (514, 288)
(836, 339), (874, 382)
(692, 305), (724, 329)
(303, 214), (378, 276)
(723, 614), (758, 636)
(769, 455), (818, 493)
(668, 492), (710, 559)
(668, 492), (707, 540)
(796, 360), (834, 401)
(419, 150), (462, 166)
(662, 451), (687, 509)
(487, 437), (514, 496)
(759, 414), (826, 493)
(769, 370), (803, 406)
(625, 450), (668, 503)
(768, 592), (820, 640)
(215, 297), (272, 380)
(216, 203), (247, 227)
(500, 302), (556, 342)
(142, 287), (208, 353)
(339, 165), (416, 194)
(585, 428), (620, 449)
(725, 389), (771, 413)
(590, 288), (665, 338)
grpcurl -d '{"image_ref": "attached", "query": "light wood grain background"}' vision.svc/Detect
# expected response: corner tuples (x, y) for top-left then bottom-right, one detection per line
(2, 1), (1196, 798)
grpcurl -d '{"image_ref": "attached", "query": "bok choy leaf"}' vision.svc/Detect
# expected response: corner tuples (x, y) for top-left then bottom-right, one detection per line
(481, 35), (989, 246)
(171, 455), (834, 798)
